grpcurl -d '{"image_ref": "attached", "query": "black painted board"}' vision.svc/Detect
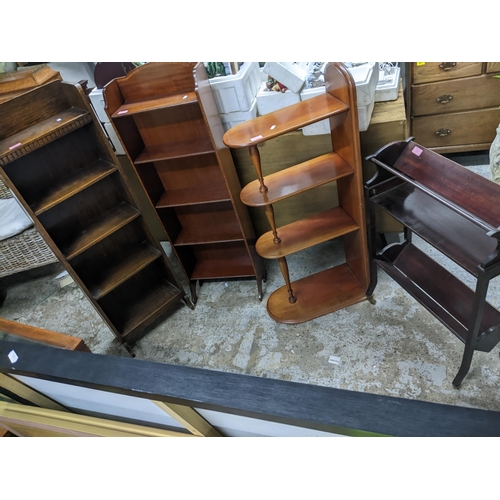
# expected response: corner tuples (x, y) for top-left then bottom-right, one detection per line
(1, 340), (500, 436)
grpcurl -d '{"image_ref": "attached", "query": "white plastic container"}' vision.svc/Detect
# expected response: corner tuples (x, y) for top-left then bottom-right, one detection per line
(375, 65), (400, 102)
(219, 98), (258, 132)
(300, 62), (379, 135)
(256, 82), (301, 116)
(209, 62), (261, 114)
(89, 88), (109, 123)
(262, 62), (308, 93)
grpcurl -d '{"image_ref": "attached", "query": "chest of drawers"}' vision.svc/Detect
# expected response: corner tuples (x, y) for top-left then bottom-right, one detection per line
(407, 62), (500, 153)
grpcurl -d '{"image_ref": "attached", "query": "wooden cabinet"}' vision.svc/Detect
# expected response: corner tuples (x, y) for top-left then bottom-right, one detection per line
(223, 62), (370, 324)
(103, 63), (266, 303)
(407, 62), (500, 153)
(366, 139), (500, 387)
(0, 81), (190, 354)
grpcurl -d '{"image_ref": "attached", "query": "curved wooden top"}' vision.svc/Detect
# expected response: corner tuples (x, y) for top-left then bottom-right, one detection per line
(223, 93), (349, 148)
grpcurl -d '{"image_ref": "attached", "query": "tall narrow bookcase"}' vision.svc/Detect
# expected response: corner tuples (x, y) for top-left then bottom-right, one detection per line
(103, 62), (266, 303)
(0, 81), (190, 354)
(223, 62), (370, 324)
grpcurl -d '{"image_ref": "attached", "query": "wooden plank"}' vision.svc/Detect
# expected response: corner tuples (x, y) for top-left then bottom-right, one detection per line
(112, 91), (198, 117)
(64, 203), (140, 260)
(0, 401), (194, 437)
(0, 318), (90, 353)
(392, 140), (500, 228)
(89, 243), (161, 300)
(240, 152), (353, 207)
(223, 93), (349, 148)
(33, 159), (118, 215)
(256, 207), (358, 259)
(267, 263), (366, 324)
(152, 400), (222, 437)
(156, 183), (230, 208)
(134, 137), (215, 164)
(371, 183), (497, 275)
(0, 108), (91, 164)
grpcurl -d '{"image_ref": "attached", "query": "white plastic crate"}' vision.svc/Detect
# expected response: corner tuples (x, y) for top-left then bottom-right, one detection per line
(209, 62), (261, 114)
(256, 82), (301, 116)
(300, 62), (379, 135)
(219, 98), (258, 132)
(375, 65), (400, 102)
(262, 62), (308, 93)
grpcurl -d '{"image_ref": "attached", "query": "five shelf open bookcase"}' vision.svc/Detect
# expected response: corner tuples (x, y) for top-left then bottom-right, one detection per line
(223, 62), (370, 324)
(103, 62), (266, 304)
(366, 138), (500, 387)
(0, 81), (190, 355)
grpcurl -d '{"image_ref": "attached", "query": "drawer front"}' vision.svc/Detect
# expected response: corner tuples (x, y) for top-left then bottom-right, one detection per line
(412, 73), (500, 116)
(412, 62), (483, 84)
(412, 108), (500, 148)
(486, 62), (500, 73)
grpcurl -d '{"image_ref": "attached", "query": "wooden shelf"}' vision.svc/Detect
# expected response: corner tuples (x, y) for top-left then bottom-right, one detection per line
(240, 152), (353, 207)
(377, 243), (500, 350)
(371, 183), (497, 276)
(111, 91), (198, 118)
(367, 139), (500, 387)
(64, 203), (140, 260)
(257, 207), (359, 259)
(156, 183), (230, 208)
(89, 242), (161, 300)
(191, 254), (255, 280)
(104, 63), (266, 303)
(223, 93), (349, 148)
(267, 264), (366, 324)
(174, 220), (244, 245)
(0, 107), (92, 166)
(134, 137), (215, 164)
(33, 159), (118, 215)
(224, 62), (370, 323)
(0, 81), (189, 351)
(121, 280), (182, 340)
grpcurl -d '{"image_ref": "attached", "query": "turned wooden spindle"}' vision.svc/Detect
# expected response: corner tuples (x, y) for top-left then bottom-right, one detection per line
(264, 204), (281, 244)
(278, 257), (296, 303)
(249, 145), (268, 192)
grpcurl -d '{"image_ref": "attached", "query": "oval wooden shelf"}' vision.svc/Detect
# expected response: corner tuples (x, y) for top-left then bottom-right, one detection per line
(267, 264), (366, 324)
(223, 93), (349, 148)
(256, 206), (358, 259)
(240, 152), (353, 207)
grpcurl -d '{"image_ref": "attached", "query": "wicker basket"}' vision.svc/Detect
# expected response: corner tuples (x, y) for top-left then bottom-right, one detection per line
(0, 177), (58, 278)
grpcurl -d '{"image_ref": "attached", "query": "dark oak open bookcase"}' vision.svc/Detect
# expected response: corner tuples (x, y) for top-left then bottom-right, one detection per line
(223, 62), (370, 324)
(103, 62), (266, 303)
(0, 81), (190, 354)
(366, 138), (500, 387)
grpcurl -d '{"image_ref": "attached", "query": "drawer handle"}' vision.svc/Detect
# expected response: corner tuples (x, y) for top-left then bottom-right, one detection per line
(439, 62), (456, 71)
(435, 128), (452, 137)
(437, 94), (454, 104)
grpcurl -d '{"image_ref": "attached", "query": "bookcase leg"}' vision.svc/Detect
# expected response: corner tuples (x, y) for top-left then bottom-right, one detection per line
(278, 257), (296, 304)
(249, 145), (268, 192)
(264, 205), (281, 244)
(453, 275), (490, 388)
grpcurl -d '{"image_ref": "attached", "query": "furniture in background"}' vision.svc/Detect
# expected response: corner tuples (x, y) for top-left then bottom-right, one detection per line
(0, 64), (62, 104)
(223, 62), (370, 324)
(366, 139), (500, 387)
(0, 81), (191, 355)
(103, 62), (266, 303)
(406, 62), (500, 153)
